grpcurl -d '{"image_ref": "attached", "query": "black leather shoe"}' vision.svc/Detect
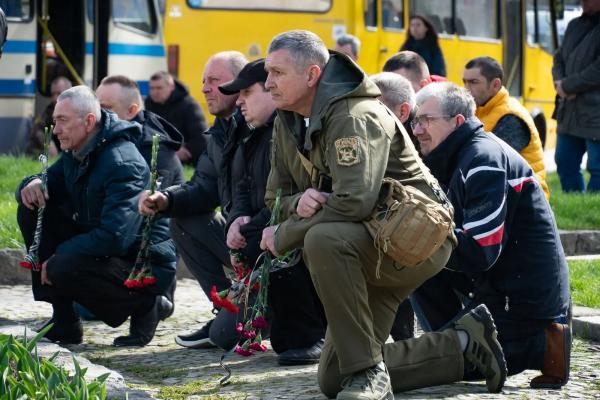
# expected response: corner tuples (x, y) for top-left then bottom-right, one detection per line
(277, 338), (324, 366)
(37, 318), (83, 344)
(113, 295), (173, 347)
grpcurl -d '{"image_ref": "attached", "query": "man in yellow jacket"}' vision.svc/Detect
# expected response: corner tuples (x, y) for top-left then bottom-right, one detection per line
(463, 57), (549, 198)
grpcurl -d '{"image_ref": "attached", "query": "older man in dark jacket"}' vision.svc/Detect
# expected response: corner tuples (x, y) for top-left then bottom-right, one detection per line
(552, 0), (600, 192)
(410, 82), (571, 389)
(17, 86), (175, 346)
(139, 51), (248, 349)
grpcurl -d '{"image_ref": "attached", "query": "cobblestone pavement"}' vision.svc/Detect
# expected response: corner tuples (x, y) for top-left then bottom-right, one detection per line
(1, 279), (599, 399)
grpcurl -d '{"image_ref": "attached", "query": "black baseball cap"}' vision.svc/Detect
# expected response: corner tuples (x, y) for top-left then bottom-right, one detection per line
(219, 58), (267, 95)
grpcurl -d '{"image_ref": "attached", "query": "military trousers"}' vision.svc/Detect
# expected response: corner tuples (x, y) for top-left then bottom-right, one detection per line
(302, 221), (460, 398)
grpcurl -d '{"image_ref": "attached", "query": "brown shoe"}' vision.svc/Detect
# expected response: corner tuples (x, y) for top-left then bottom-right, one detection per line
(530, 323), (571, 389)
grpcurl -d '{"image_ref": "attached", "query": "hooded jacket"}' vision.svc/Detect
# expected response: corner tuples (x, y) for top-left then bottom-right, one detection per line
(132, 109), (185, 188)
(423, 117), (570, 320)
(144, 79), (208, 164)
(552, 11), (600, 139)
(266, 53), (443, 253)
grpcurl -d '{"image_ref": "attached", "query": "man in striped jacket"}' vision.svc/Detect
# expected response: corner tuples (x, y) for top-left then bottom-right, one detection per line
(409, 82), (571, 389)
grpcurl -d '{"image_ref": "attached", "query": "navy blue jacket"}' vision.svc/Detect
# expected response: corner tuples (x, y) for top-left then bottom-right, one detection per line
(424, 118), (570, 320)
(165, 109), (245, 218)
(18, 110), (176, 292)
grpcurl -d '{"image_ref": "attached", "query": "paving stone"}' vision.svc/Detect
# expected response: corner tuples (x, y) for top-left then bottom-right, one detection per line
(1, 279), (600, 399)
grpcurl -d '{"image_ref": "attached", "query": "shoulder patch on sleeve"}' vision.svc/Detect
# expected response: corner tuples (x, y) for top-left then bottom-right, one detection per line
(335, 136), (361, 166)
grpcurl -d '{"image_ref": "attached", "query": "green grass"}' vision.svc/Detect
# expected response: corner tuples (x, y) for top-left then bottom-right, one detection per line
(0, 156), (44, 248)
(547, 172), (600, 230)
(569, 259), (600, 308)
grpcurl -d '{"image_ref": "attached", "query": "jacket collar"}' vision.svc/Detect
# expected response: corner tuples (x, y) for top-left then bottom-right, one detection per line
(476, 86), (508, 120)
(423, 117), (483, 185)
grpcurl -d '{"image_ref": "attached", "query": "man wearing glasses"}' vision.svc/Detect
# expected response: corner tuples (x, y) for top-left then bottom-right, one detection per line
(411, 82), (571, 389)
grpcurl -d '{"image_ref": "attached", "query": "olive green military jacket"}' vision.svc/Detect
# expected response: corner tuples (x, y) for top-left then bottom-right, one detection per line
(265, 53), (439, 253)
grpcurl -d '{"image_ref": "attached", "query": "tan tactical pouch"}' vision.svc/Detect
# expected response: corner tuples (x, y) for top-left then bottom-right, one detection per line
(363, 177), (454, 272)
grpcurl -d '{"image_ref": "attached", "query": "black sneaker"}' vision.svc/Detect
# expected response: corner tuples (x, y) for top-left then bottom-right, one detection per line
(175, 319), (217, 349)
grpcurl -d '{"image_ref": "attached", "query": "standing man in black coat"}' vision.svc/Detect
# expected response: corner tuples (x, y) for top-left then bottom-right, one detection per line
(145, 71), (208, 166)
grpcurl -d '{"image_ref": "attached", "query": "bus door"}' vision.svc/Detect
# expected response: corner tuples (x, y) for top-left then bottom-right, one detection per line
(98, 0), (167, 96)
(0, 0), (36, 154)
(377, 0), (406, 71)
(36, 0), (86, 117)
(354, 0), (382, 74)
(503, 0), (523, 98)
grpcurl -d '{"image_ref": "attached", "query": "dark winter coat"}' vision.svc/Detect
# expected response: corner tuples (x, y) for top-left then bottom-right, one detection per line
(552, 11), (600, 139)
(164, 110), (245, 218)
(17, 110), (177, 292)
(144, 79), (208, 164)
(227, 114), (275, 241)
(400, 37), (446, 76)
(132, 109), (185, 188)
(423, 117), (570, 321)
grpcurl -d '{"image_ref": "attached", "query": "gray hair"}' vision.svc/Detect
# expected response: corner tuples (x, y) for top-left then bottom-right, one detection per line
(371, 72), (415, 109)
(210, 50), (248, 77)
(57, 85), (102, 121)
(415, 82), (475, 118)
(268, 30), (330, 70)
(336, 34), (361, 58)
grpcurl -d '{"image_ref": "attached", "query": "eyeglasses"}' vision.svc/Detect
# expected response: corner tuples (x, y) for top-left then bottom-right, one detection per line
(410, 114), (453, 130)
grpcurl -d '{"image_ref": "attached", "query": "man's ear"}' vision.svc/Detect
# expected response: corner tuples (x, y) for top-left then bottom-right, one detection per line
(397, 102), (412, 124)
(84, 113), (97, 133)
(491, 77), (502, 92)
(306, 65), (322, 88)
(456, 114), (466, 127)
(127, 103), (140, 120)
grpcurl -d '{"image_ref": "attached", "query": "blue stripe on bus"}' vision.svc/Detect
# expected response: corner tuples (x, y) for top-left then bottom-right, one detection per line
(0, 79), (36, 96)
(3, 40), (164, 57)
(3, 40), (37, 53)
(109, 43), (165, 57)
(0, 79), (151, 95)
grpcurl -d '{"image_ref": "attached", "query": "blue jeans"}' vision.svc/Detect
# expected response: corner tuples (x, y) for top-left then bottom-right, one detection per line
(555, 133), (600, 192)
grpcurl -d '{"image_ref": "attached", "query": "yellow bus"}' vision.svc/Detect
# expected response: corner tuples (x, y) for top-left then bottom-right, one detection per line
(164, 0), (578, 147)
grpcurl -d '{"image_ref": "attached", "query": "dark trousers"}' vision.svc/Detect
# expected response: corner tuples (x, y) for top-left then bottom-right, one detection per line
(170, 212), (231, 298)
(17, 203), (155, 328)
(412, 269), (546, 376)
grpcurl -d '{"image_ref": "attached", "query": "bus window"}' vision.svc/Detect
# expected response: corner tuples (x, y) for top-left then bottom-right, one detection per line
(526, 0), (555, 53)
(365, 0), (376, 29)
(410, 0), (452, 35)
(186, 0), (331, 12)
(112, 0), (157, 34)
(456, 0), (499, 39)
(0, 0), (30, 21)
(382, 0), (403, 31)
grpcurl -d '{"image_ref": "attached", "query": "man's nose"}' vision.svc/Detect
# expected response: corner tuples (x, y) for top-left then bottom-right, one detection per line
(265, 74), (274, 90)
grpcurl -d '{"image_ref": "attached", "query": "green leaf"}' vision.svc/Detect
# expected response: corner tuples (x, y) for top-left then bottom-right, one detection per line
(25, 324), (54, 352)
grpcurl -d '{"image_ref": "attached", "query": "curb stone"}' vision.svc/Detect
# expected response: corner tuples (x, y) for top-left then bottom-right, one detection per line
(0, 323), (154, 399)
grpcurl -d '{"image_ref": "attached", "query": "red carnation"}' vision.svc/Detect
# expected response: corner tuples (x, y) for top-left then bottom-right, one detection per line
(234, 345), (253, 357)
(249, 342), (268, 352)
